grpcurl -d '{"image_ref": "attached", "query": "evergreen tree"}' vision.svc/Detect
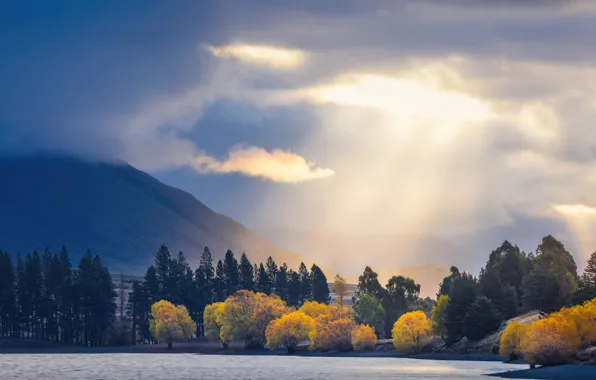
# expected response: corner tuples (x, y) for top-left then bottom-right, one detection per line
(298, 262), (312, 302)
(265, 257), (279, 294)
(154, 245), (173, 301)
(276, 263), (289, 301)
(287, 270), (301, 307)
(444, 273), (478, 344)
(199, 247), (215, 305)
(0, 250), (16, 338)
(57, 247), (74, 344)
(257, 263), (271, 295)
(238, 253), (254, 291)
(16, 254), (28, 339)
(25, 252), (43, 340)
(437, 266), (461, 299)
(311, 264), (329, 304)
(463, 296), (502, 341)
(522, 265), (562, 312)
(253, 263), (260, 290)
(42, 248), (60, 341)
(214, 260), (225, 301)
(573, 273), (596, 305)
(354, 266), (384, 300)
(479, 267), (509, 318)
(127, 280), (145, 344)
(584, 251), (596, 285)
(140, 266), (159, 342)
(382, 275), (420, 336)
(223, 250), (239, 297)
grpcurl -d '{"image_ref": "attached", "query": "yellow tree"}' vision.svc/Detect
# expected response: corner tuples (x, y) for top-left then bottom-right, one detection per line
(298, 301), (330, 319)
(521, 316), (581, 366)
(352, 324), (377, 352)
(310, 317), (355, 351)
(552, 301), (596, 346)
(392, 311), (432, 352)
(266, 311), (315, 353)
(204, 302), (228, 348)
(499, 321), (528, 360)
(149, 300), (196, 349)
(431, 295), (449, 339)
(333, 274), (348, 310)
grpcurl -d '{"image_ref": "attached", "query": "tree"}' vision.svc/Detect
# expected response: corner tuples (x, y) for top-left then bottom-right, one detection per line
(392, 311), (432, 352)
(256, 263), (271, 295)
(585, 251), (596, 285)
(223, 250), (239, 298)
(199, 247), (215, 305)
(203, 302), (227, 348)
(522, 265), (563, 312)
(265, 311), (315, 353)
(265, 257), (279, 294)
(353, 294), (385, 338)
(310, 317), (354, 351)
(499, 321), (528, 360)
(0, 250), (16, 338)
(521, 316), (580, 366)
(463, 296), (502, 341)
(444, 273), (478, 344)
(354, 266), (384, 300)
(383, 275), (421, 337)
(479, 267), (516, 319)
(311, 264), (329, 304)
(573, 273), (596, 305)
(352, 324), (377, 351)
(276, 263), (289, 301)
(332, 274), (348, 309)
(154, 245), (173, 301)
(437, 266), (461, 299)
(238, 253), (254, 291)
(298, 262), (312, 302)
(431, 294), (449, 339)
(127, 281), (145, 344)
(149, 300), (196, 349)
(287, 270), (301, 307)
(214, 260), (225, 302)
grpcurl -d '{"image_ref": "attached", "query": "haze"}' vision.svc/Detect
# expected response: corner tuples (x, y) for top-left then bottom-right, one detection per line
(2, 0), (596, 277)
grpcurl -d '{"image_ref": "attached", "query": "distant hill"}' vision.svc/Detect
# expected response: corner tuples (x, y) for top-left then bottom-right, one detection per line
(0, 155), (310, 273)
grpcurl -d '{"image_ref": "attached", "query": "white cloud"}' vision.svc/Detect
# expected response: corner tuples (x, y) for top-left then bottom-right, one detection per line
(205, 43), (307, 70)
(192, 145), (334, 183)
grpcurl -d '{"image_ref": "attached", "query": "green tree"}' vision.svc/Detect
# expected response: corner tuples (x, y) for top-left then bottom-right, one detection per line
(353, 294), (386, 338)
(463, 296), (502, 341)
(214, 260), (225, 302)
(445, 273), (478, 344)
(238, 253), (254, 291)
(265, 257), (279, 294)
(276, 263), (289, 301)
(583, 251), (596, 285)
(223, 250), (239, 298)
(0, 250), (16, 338)
(199, 247), (215, 305)
(437, 266), (461, 299)
(479, 267), (516, 319)
(354, 266), (384, 300)
(311, 264), (329, 304)
(154, 245), (173, 301)
(56, 247), (74, 344)
(298, 262), (312, 302)
(431, 294), (449, 339)
(257, 263), (271, 295)
(287, 270), (301, 307)
(522, 265), (564, 312)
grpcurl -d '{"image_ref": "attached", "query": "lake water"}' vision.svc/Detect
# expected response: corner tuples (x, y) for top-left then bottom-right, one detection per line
(0, 354), (529, 380)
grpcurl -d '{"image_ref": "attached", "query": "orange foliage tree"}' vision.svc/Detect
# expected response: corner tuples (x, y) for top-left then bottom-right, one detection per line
(392, 311), (432, 352)
(521, 316), (581, 366)
(265, 311), (315, 353)
(352, 324), (377, 352)
(149, 300), (196, 349)
(203, 302), (227, 348)
(499, 321), (528, 360)
(310, 317), (355, 351)
(552, 300), (596, 346)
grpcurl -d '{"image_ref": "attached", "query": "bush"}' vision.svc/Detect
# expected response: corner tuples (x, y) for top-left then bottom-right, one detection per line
(265, 311), (315, 353)
(553, 300), (596, 347)
(392, 311), (432, 352)
(521, 317), (581, 366)
(310, 317), (355, 351)
(352, 324), (377, 352)
(499, 321), (528, 360)
(463, 296), (502, 341)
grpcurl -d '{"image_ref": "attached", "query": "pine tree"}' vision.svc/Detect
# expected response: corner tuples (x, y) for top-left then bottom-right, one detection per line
(276, 263), (289, 301)
(463, 296), (502, 341)
(298, 262), (312, 302)
(25, 252), (43, 340)
(238, 253), (254, 291)
(257, 263), (270, 295)
(522, 265), (561, 312)
(57, 247), (74, 344)
(127, 280), (145, 344)
(214, 260), (225, 301)
(287, 270), (301, 307)
(141, 266), (159, 342)
(0, 250), (16, 338)
(154, 245), (172, 301)
(437, 266), (461, 299)
(199, 247), (215, 305)
(223, 250), (239, 297)
(16, 254), (28, 339)
(354, 266), (384, 300)
(265, 257), (278, 294)
(585, 251), (596, 285)
(444, 273), (478, 344)
(311, 264), (329, 304)
(92, 255), (117, 346)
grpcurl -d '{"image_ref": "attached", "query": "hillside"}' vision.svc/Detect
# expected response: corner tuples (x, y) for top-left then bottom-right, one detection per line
(0, 155), (309, 272)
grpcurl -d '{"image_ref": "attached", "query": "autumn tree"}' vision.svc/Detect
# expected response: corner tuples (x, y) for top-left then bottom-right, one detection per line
(332, 274), (348, 309)
(431, 294), (449, 339)
(392, 311), (432, 352)
(353, 294), (385, 338)
(352, 324), (377, 351)
(521, 316), (580, 366)
(310, 317), (355, 351)
(265, 311), (314, 353)
(499, 321), (528, 360)
(204, 302), (227, 348)
(149, 300), (196, 349)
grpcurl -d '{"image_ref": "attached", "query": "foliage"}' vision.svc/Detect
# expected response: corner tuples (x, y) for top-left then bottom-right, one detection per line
(353, 294), (386, 338)
(437, 266), (461, 299)
(463, 296), (502, 341)
(499, 321), (528, 359)
(444, 273), (478, 344)
(332, 274), (348, 308)
(265, 311), (315, 353)
(551, 300), (596, 346)
(351, 324), (377, 351)
(204, 302), (227, 347)
(521, 316), (581, 366)
(149, 300), (196, 348)
(299, 301), (332, 319)
(392, 311), (432, 352)
(311, 264), (330, 304)
(354, 266), (384, 300)
(310, 317), (355, 351)
(431, 294), (449, 339)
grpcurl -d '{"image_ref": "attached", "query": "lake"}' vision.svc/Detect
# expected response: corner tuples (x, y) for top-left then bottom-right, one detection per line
(0, 354), (530, 380)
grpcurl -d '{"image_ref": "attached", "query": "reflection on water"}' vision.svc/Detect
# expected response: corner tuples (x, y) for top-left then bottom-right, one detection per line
(0, 354), (526, 380)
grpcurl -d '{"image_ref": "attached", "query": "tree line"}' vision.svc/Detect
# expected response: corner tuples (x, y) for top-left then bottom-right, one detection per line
(0, 248), (116, 346)
(127, 245), (330, 344)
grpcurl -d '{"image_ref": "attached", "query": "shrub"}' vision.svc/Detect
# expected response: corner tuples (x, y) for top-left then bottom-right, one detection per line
(521, 317), (581, 366)
(265, 311), (315, 353)
(352, 324), (377, 352)
(392, 311), (432, 352)
(499, 321), (528, 360)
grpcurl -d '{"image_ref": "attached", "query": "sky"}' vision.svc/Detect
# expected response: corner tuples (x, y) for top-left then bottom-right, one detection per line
(3, 0), (596, 272)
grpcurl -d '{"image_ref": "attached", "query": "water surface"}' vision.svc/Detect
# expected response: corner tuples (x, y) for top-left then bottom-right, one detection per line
(0, 354), (529, 380)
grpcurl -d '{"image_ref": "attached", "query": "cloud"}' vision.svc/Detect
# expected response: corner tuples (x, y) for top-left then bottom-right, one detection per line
(554, 204), (596, 216)
(205, 43), (307, 70)
(192, 145), (334, 183)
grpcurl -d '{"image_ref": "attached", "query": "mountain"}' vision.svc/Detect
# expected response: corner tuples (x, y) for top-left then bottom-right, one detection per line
(0, 155), (309, 272)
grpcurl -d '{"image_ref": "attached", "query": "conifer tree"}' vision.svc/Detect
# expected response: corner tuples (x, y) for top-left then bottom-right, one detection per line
(257, 263), (271, 295)
(298, 262), (312, 302)
(287, 270), (301, 307)
(463, 296), (502, 341)
(154, 245), (172, 301)
(223, 250), (239, 297)
(214, 260), (225, 301)
(238, 253), (254, 291)
(276, 263), (289, 301)
(444, 273), (478, 344)
(0, 250), (16, 338)
(354, 266), (384, 300)
(265, 257), (278, 294)
(199, 247), (215, 305)
(311, 264), (329, 304)
(585, 251), (596, 285)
